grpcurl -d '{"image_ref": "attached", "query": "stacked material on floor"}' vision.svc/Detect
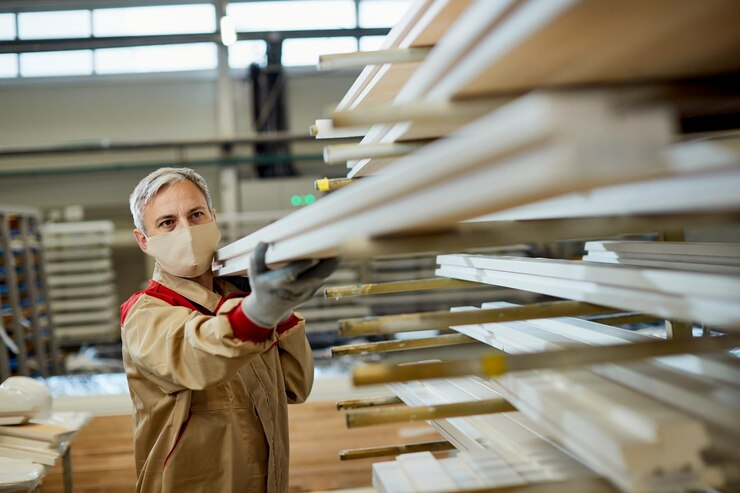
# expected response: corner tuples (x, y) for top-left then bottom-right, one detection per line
(435, 252), (740, 329)
(583, 241), (740, 275)
(42, 221), (118, 346)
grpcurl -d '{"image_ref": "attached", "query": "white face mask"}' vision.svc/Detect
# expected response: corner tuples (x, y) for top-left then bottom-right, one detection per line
(144, 221), (221, 278)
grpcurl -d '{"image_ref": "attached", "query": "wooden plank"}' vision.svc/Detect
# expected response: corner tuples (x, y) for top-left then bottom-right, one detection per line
(325, 277), (479, 299)
(346, 399), (515, 428)
(472, 168), (740, 222)
(352, 334), (740, 385)
(333, 99), (502, 128)
(436, 254), (740, 300)
(323, 142), (424, 164)
(581, 250), (740, 266)
(339, 300), (615, 336)
(585, 240), (740, 258)
(340, 440), (454, 461)
(336, 0), (435, 111)
(395, 0), (522, 104)
(436, 265), (740, 328)
(314, 177), (358, 191)
(581, 253), (740, 276)
(331, 333), (477, 356)
(428, 0), (740, 99)
(337, 395), (403, 411)
(310, 118), (367, 139)
(319, 47), (431, 71)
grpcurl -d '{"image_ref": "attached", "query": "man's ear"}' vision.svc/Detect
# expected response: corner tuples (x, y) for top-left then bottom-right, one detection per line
(133, 229), (148, 253)
(211, 209), (217, 222)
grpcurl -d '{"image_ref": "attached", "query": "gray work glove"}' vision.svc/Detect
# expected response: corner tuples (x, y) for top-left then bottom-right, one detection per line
(241, 242), (339, 327)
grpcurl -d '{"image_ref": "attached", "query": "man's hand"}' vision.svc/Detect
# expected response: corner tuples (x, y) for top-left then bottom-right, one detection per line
(240, 242), (339, 327)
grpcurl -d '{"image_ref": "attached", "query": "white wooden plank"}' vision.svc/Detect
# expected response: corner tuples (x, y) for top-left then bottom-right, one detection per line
(580, 254), (740, 276)
(310, 118), (367, 139)
(581, 250), (740, 267)
(397, 452), (458, 492)
(436, 254), (740, 301)
(584, 241), (740, 258)
(395, 0), (520, 104)
(469, 168), (740, 222)
(373, 461), (417, 493)
(435, 265), (740, 328)
(336, 0), (435, 111)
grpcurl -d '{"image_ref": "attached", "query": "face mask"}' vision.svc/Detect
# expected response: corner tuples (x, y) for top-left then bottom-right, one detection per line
(144, 221), (221, 278)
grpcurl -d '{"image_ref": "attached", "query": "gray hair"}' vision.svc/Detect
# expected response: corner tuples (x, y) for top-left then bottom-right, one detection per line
(129, 167), (213, 233)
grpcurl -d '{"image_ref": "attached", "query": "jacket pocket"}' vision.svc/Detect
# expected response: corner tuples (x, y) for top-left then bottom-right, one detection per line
(163, 413), (191, 469)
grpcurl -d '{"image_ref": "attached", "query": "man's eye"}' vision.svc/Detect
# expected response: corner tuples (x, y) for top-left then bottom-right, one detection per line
(160, 220), (174, 227)
(193, 212), (204, 218)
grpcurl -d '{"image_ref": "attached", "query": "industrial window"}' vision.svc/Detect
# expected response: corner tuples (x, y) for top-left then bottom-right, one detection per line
(227, 1), (356, 32)
(0, 54), (18, 78)
(95, 43), (218, 74)
(229, 41), (268, 68)
(17, 10), (92, 40)
(20, 50), (94, 77)
(359, 0), (412, 28)
(0, 14), (15, 40)
(92, 4), (216, 37)
(282, 37), (357, 67)
(359, 36), (387, 51)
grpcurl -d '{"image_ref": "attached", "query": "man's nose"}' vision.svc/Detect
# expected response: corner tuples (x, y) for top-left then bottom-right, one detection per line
(176, 217), (191, 229)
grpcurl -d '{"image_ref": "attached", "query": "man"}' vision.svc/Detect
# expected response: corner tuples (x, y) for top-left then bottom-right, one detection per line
(121, 167), (337, 492)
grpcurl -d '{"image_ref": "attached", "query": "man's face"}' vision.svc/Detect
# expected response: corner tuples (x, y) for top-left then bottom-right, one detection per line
(133, 179), (215, 253)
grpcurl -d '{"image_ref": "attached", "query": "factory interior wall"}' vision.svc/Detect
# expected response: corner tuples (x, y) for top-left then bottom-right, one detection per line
(0, 69), (357, 299)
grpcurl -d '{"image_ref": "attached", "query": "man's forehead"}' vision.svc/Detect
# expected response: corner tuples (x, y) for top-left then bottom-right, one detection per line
(144, 181), (208, 216)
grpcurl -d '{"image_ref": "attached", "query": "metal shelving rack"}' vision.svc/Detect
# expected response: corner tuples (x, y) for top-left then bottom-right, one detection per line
(0, 205), (63, 380)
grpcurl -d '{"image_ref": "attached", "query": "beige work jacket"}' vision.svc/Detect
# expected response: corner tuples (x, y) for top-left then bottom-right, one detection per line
(121, 265), (314, 493)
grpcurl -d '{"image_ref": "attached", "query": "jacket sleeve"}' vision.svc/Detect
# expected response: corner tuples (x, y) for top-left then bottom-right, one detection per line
(275, 313), (314, 404)
(122, 295), (276, 393)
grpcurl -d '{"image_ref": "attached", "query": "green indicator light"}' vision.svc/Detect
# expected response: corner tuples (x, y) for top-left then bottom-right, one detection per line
(304, 194), (316, 205)
(290, 195), (302, 206)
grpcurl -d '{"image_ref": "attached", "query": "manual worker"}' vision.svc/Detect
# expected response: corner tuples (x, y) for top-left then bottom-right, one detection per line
(121, 167), (337, 492)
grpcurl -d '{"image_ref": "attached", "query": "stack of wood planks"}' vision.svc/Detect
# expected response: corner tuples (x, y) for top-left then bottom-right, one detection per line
(435, 253), (740, 329)
(215, 0), (740, 272)
(212, 0), (740, 491)
(0, 420), (75, 466)
(582, 241), (740, 275)
(368, 302), (740, 492)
